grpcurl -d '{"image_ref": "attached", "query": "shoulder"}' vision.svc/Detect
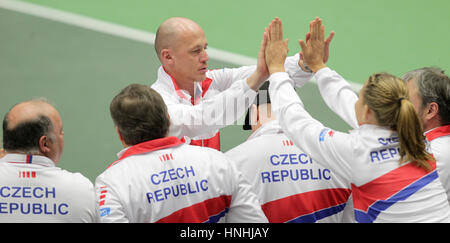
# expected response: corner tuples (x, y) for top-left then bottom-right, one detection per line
(183, 144), (230, 161)
(52, 168), (95, 199)
(56, 168), (93, 187)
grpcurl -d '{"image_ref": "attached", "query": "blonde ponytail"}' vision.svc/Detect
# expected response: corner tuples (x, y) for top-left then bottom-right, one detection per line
(363, 73), (433, 171)
(396, 98), (433, 170)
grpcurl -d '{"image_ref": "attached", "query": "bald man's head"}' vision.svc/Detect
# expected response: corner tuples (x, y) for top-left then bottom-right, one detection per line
(5, 99), (56, 129)
(2, 98), (64, 162)
(154, 17), (204, 61)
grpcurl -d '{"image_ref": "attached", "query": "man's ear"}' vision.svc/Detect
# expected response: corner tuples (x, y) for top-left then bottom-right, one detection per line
(424, 102), (439, 122)
(39, 135), (51, 154)
(115, 126), (128, 147)
(161, 49), (173, 64)
(115, 126), (123, 141)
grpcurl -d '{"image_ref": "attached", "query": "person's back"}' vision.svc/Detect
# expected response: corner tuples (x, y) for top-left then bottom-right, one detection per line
(226, 120), (351, 223)
(96, 83), (267, 223)
(0, 154), (96, 223)
(265, 17), (450, 222)
(345, 125), (450, 222)
(0, 98), (96, 222)
(95, 137), (267, 223)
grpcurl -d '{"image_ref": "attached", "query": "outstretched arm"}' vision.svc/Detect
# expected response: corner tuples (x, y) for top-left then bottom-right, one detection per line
(299, 17), (359, 128)
(264, 17), (353, 178)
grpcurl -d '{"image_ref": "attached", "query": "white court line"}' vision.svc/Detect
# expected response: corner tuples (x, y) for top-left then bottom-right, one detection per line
(0, 0), (362, 91)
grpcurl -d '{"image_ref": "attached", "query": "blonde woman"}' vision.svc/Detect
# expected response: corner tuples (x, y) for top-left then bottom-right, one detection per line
(265, 17), (450, 222)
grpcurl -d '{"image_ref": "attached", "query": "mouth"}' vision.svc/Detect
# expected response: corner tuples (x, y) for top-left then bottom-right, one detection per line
(199, 66), (208, 73)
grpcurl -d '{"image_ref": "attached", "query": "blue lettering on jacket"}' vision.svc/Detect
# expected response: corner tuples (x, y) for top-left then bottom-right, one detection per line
(370, 147), (400, 163)
(270, 153), (313, 165)
(146, 179), (208, 204)
(150, 166), (195, 185)
(261, 169), (331, 183)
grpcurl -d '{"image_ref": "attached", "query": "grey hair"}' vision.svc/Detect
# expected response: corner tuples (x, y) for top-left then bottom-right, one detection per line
(402, 67), (450, 125)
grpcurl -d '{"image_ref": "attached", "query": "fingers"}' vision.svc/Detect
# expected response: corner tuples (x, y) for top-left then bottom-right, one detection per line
(309, 17), (324, 41)
(268, 17), (283, 41)
(305, 32), (311, 44)
(320, 25), (325, 42)
(325, 31), (335, 45)
(261, 28), (268, 49)
(314, 18), (322, 41)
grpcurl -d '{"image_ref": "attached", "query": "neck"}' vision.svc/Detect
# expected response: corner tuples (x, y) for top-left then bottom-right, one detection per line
(164, 66), (195, 96)
(423, 118), (442, 132)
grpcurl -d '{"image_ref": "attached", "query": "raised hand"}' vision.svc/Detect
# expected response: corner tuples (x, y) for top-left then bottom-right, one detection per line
(265, 17), (289, 75)
(246, 29), (270, 91)
(299, 17), (329, 73)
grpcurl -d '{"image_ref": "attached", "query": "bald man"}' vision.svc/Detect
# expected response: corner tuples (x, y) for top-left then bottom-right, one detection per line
(0, 99), (96, 222)
(151, 17), (316, 150)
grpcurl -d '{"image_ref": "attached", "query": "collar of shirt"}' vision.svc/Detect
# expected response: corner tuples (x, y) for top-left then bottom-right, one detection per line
(115, 136), (184, 161)
(424, 124), (450, 142)
(159, 66), (213, 105)
(247, 120), (284, 141)
(0, 153), (55, 167)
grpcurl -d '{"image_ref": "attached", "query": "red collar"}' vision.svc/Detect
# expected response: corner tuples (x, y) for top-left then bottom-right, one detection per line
(108, 136), (184, 168)
(163, 67), (213, 104)
(425, 124), (450, 142)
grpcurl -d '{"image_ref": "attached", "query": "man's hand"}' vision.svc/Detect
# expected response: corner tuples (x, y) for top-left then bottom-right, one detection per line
(265, 17), (289, 75)
(246, 29), (270, 91)
(299, 17), (329, 73)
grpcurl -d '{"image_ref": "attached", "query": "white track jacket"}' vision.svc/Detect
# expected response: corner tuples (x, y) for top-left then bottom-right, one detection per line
(315, 67), (450, 204)
(226, 120), (351, 223)
(151, 54), (312, 151)
(425, 125), (450, 202)
(269, 70), (450, 223)
(0, 154), (97, 223)
(95, 137), (268, 223)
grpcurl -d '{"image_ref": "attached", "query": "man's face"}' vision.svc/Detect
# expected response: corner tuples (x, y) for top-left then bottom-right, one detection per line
(47, 109), (65, 163)
(170, 26), (209, 84)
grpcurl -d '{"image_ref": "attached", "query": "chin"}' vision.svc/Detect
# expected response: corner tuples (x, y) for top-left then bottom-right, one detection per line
(195, 74), (207, 82)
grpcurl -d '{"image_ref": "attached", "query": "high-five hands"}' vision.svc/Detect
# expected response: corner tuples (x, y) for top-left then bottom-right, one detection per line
(299, 17), (330, 73)
(246, 25), (270, 91)
(248, 17), (333, 90)
(265, 18), (289, 75)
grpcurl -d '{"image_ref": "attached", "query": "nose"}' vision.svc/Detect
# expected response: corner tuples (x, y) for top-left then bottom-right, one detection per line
(200, 49), (209, 63)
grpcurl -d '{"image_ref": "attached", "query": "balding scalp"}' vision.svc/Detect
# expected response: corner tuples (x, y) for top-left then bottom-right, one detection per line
(154, 17), (203, 60)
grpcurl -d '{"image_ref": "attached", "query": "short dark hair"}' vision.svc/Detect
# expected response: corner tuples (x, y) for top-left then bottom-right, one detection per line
(243, 81), (271, 130)
(402, 67), (450, 125)
(110, 84), (170, 145)
(3, 113), (53, 153)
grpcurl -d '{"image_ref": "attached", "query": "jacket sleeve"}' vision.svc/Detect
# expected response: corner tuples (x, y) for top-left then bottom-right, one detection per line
(268, 72), (353, 180)
(162, 79), (257, 139)
(95, 176), (129, 223)
(225, 158), (269, 223)
(315, 67), (359, 129)
(211, 54), (313, 91)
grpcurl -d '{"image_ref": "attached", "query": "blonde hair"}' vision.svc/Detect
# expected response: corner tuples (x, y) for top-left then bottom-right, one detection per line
(363, 73), (433, 171)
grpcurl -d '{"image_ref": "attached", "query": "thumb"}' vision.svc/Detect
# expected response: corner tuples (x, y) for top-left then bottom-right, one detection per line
(298, 39), (307, 52)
